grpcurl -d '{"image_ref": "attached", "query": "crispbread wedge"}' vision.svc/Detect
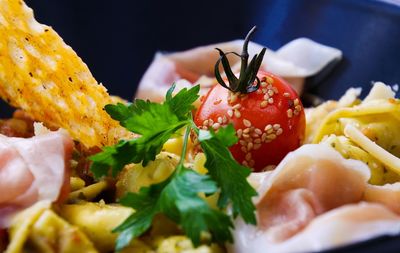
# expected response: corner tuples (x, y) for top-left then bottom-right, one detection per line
(0, 0), (130, 147)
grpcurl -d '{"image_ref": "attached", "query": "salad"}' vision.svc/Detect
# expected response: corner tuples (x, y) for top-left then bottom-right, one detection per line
(1, 1), (400, 253)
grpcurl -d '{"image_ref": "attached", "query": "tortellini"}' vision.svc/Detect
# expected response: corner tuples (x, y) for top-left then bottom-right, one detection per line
(6, 201), (97, 253)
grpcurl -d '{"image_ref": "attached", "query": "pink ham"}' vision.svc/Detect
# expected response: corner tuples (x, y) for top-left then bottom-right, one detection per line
(0, 131), (73, 228)
(230, 144), (400, 253)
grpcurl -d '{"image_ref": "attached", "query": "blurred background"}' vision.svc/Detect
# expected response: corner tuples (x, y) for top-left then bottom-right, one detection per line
(2, 0), (400, 115)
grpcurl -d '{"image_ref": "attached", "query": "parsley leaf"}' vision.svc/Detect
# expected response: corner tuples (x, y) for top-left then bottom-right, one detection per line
(198, 124), (258, 224)
(114, 164), (233, 250)
(89, 85), (200, 178)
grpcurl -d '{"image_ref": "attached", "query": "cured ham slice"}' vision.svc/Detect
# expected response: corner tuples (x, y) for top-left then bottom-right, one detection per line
(0, 130), (73, 228)
(136, 39), (342, 102)
(230, 144), (400, 253)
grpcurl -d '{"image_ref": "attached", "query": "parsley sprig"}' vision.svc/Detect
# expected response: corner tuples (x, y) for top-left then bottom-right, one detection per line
(90, 84), (257, 250)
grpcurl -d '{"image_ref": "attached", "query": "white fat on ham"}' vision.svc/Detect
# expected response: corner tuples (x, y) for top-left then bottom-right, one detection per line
(0, 130), (73, 228)
(230, 144), (400, 253)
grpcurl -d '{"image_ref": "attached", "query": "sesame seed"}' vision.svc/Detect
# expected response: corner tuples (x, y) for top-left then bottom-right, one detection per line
(260, 101), (268, 108)
(254, 144), (261, 150)
(267, 84), (273, 89)
(261, 82), (267, 87)
(227, 110), (233, 117)
(254, 138), (261, 144)
(251, 133), (259, 138)
(247, 142), (253, 150)
(217, 117), (223, 124)
(242, 160), (249, 166)
(203, 120), (209, 126)
(266, 76), (273, 84)
(294, 98), (299, 106)
(239, 140), (246, 146)
(241, 146), (248, 153)
(294, 110), (299, 116)
(243, 128), (250, 134)
(245, 153), (252, 161)
(287, 109), (293, 118)
(249, 160), (255, 167)
(263, 94), (270, 100)
(273, 87), (279, 94)
(273, 124), (281, 130)
(242, 133), (250, 138)
(254, 128), (262, 135)
(243, 119), (252, 127)
(267, 89), (274, 96)
(230, 93), (238, 104)
(268, 98), (274, 104)
(295, 105), (302, 112)
(212, 123), (221, 129)
(208, 119), (214, 126)
(264, 124), (272, 132)
(237, 129), (243, 138)
(232, 104), (241, 110)
(283, 92), (290, 97)
(234, 110), (241, 118)
(261, 133), (267, 142)
(222, 115), (228, 123)
(262, 88), (268, 93)
(267, 134), (277, 140)
(276, 128), (283, 135)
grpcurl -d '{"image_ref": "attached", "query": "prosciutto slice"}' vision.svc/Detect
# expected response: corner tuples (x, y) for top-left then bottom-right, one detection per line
(230, 144), (400, 253)
(136, 39), (342, 102)
(0, 130), (73, 228)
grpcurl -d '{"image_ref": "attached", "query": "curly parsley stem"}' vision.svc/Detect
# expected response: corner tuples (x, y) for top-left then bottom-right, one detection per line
(177, 125), (192, 173)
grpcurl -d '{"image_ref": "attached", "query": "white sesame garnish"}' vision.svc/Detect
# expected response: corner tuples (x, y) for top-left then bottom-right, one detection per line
(242, 133), (250, 139)
(264, 124), (272, 132)
(234, 110), (241, 118)
(217, 117), (223, 124)
(222, 115), (228, 123)
(247, 142), (253, 151)
(239, 140), (246, 146)
(243, 128), (250, 134)
(208, 119), (214, 126)
(232, 104), (241, 110)
(294, 98), (299, 106)
(261, 133), (267, 142)
(242, 160), (249, 166)
(273, 124), (281, 130)
(266, 76), (273, 84)
(261, 82), (267, 87)
(243, 119), (252, 127)
(287, 109), (293, 118)
(276, 128), (283, 135)
(254, 138), (261, 144)
(212, 123), (220, 129)
(260, 101), (268, 108)
(268, 98), (274, 104)
(254, 128), (262, 135)
(245, 153), (252, 161)
(267, 134), (277, 140)
(283, 92), (290, 97)
(267, 89), (274, 96)
(227, 109), (233, 117)
(203, 119), (209, 126)
(295, 105), (302, 112)
(237, 129), (243, 138)
(263, 94), (270, 100)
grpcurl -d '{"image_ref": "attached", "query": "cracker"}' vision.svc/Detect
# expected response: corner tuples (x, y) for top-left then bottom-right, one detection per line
(0, 0), (130, 147)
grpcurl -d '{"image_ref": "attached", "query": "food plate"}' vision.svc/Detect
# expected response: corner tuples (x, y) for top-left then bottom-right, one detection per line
(1, 0), (400, 253)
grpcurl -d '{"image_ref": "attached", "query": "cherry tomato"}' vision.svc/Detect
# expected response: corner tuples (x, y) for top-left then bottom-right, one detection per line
(194, 71), (305, 171)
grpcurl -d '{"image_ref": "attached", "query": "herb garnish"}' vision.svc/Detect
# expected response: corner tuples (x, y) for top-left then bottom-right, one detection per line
(90, 84), (257, 250)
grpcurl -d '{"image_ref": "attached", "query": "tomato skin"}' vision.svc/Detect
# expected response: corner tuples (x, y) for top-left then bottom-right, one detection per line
(194, 71), (305, 171)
